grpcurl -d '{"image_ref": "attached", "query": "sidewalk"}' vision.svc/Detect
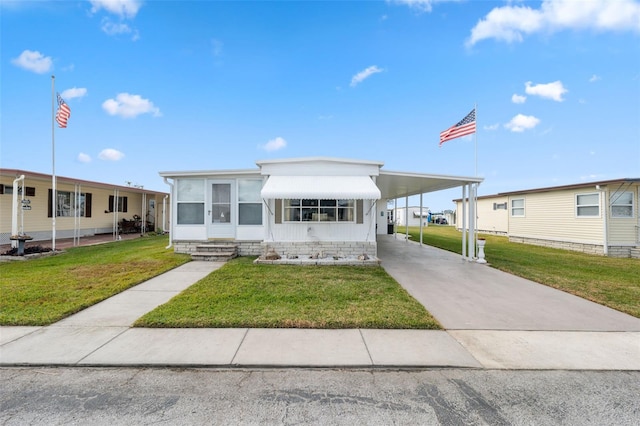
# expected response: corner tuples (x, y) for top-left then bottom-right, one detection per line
(1, 236), (639, 370)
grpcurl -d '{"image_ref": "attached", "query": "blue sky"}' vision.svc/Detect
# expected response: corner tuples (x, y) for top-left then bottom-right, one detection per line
(2, 0), (639, 211)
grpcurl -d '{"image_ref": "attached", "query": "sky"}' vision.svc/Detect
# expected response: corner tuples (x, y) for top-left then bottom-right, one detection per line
(2, 0), (639, 212)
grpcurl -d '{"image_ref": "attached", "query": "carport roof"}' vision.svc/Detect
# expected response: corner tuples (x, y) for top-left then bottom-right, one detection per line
(377, 170), (483, 200)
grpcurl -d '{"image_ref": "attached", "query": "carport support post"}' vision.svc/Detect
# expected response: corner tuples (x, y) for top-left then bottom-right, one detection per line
(468, 183), (477, 261)
(461, 184), (467, 259)
(405, 194), (409, 243)
(394, 198), (397, 235)
(419, 193), (423, 247)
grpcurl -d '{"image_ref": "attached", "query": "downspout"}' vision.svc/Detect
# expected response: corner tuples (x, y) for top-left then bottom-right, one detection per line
(599, 185), (608, 256)
(163, 177), (174, 249)
(11, 175), (26, 248)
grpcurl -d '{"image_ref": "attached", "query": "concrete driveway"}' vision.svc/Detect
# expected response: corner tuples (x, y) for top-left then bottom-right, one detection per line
(377, 235), (640, 331)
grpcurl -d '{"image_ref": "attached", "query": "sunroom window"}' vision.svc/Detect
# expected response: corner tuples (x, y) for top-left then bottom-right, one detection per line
(177, 179), (204, 225)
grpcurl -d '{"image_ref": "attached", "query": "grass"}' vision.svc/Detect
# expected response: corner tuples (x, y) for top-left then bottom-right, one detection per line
(400, 225), (640, 318)
(134, 257), (441, 329)
(0, 235), (190, 325)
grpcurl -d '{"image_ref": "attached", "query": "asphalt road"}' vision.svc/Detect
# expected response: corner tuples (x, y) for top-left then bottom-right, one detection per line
(1, 368), (638, 425)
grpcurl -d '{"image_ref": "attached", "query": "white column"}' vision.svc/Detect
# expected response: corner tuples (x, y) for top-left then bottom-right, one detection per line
(461, 184), (467, 259)
(468, 183), (477, 260)
(419, 193), (423, 247)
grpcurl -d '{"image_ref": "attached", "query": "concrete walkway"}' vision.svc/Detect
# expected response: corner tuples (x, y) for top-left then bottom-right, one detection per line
(1, 235), (639, 370)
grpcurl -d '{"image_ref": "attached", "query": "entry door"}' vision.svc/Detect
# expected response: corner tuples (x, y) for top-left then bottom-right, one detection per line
(207, 181), (235, 239)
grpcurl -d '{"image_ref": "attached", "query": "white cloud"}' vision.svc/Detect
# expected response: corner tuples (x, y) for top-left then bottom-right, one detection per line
(11, 50), (52, 73)
(102, 93), (161, 118)
(512, 93), (527, 104)
(589, 74), (601, 82)
(387, 0), (450, 13)
(61, 87), (88, 100)
(350, 65), (384, 87)
(525, 80), (568, 102)
(467, 0), (640, 46)
(77, 153), (92, 163)
(504, 114), (541, 132)
(484, 123), (500, 131)
(98, 148), (125, 161)
(89, 0), (142, 19)
(261, 137), (287, 152)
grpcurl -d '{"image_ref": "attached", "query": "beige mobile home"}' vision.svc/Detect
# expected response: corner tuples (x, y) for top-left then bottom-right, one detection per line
(1, 169), (170, 247)
(455, 179), (640, 258)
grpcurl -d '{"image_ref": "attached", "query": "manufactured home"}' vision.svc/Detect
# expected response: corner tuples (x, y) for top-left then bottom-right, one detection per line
(454, 178), (640, 258)
(160, 157), (483, 262)
(391, 206), (431, 227)
(1, 169), (170, 247)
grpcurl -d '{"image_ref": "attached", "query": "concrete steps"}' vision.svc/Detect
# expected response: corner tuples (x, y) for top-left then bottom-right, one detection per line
(630, 247), (640, 259)
(191, 243), (238, 262)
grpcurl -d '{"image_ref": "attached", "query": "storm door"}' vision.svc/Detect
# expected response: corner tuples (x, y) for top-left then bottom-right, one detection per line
(207, 181), (235, 239)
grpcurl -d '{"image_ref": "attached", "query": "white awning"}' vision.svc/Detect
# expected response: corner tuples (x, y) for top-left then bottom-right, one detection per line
(261, 176), (381, 200)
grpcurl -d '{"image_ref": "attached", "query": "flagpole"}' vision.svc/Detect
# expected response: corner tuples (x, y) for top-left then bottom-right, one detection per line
(474, 102), (478, 177)
(51, 75), (56, 251)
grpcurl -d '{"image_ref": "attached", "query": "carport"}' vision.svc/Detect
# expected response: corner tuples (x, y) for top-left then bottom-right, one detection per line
(376, 170), (483, 260)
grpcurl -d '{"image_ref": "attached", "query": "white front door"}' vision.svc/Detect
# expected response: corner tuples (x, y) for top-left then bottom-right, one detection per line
(207, 180), (235, 239)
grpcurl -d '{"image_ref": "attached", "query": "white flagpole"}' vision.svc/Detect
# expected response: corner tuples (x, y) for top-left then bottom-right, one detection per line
(474, 102), (478, 177)
(51, 75), (56, 251)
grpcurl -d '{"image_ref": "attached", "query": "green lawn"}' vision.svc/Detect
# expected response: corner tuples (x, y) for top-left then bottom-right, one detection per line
(0, 235), (190, 325)
(134, 257), (441, 329)
(400, 225), (640, 318)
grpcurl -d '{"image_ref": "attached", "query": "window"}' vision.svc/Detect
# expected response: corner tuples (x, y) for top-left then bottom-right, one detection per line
(576, 193), (600, 217)
(284, 199), (355, 222)
(108, 195), (128, 213)
(238, 179), (262, 225)
(611, 191), (634, 218)
(511, 198), (525, 216)
(48, 190), (92, 217)
(177, 179), (204, 225)
(493, 202), (507, 210)
(1, 185), (34, 195)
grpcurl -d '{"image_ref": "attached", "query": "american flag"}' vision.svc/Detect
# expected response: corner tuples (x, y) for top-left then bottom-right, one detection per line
(439, 108), (476, 146)
(55, 93), (71, 128)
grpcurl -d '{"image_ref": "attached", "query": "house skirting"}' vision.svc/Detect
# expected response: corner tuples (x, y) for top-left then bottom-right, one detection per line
(261, 241), (377, 259)
(508, 236), (637, 258)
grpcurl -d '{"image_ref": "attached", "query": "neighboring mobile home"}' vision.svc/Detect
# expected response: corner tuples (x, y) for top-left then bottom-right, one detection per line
(0, 169), (170, 247)
(391, 206), (431, 227)
(454, 178), (640, 257)
(160, 157), (483, 261)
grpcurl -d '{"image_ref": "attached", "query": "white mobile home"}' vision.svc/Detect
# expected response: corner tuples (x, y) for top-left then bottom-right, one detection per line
(1, 169), (170, 247)
(391, 206), (430, 227)
(455, 179), (640, 257)
(160, 157), (483, 261)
